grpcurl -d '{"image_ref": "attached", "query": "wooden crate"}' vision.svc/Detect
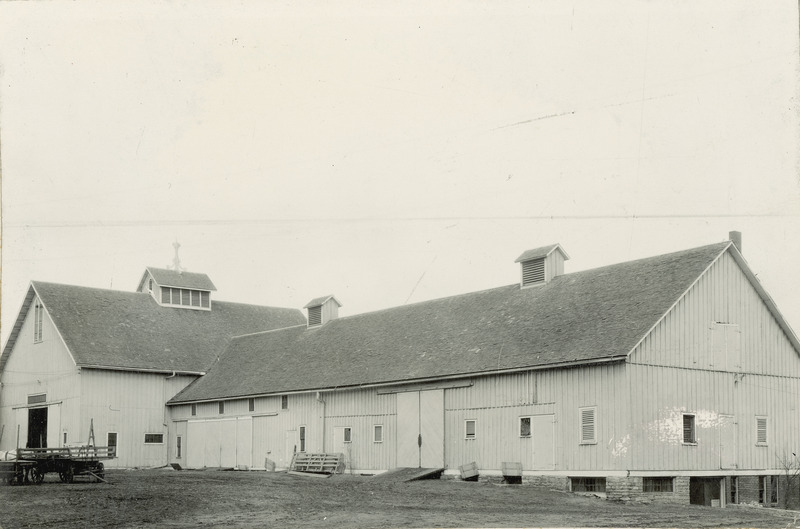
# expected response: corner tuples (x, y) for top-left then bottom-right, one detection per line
(501, 462), (522, 477)
(459, 462), (479, 481)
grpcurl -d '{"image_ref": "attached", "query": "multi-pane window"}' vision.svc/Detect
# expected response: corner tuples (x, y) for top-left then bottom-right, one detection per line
(756, 416), (768, 445)
(343, 427), (352, 443)
(161, 287), (210, 308)
(465, 420), (476, 440)
(580, 407), (596, 444)
(33, 301), (44, 343)
(758, 476), (778, 504)
(571, 477), (606, 492)
(281, 395), (288, 410)
(248, 398), (255, 412)
(107, 433), (118, 457)
(373, 425), (383, 443)
(519, 417), (531, 438)
(144, 433), (164, 444)
(683, 414), (696, 444)
(643, 477), (674, 492)
(299, 426), (306, 452)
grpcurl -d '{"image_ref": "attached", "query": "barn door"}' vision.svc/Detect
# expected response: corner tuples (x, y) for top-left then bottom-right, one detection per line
(719, 414), (737, 469)
(396, 389), (444, 468)
(531, 414), (555, 470)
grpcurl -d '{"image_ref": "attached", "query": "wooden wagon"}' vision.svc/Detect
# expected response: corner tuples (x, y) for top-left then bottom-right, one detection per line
(17, 446), (115, 484)
(0, 458), (37, 485)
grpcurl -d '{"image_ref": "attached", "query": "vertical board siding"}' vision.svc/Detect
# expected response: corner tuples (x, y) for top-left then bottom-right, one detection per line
(632, 252), (800, 377)
(627, 250), (800, 472)
(0, 299), (81, 452)
(81, 370), (196, 468)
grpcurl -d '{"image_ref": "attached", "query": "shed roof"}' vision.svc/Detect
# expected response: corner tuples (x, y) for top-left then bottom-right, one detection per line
(142, 267), (217, 291)
(170, 242), (731, 403)
(0, 283), (306, 374)
(303, 295), (342, 309)
(515, 243), (570, 263)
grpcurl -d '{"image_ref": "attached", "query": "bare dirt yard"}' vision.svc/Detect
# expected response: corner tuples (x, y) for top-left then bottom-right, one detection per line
(2, 468), (799, 529)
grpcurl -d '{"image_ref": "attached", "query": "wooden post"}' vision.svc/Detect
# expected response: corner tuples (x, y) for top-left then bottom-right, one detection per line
(16, 424), (20, 451)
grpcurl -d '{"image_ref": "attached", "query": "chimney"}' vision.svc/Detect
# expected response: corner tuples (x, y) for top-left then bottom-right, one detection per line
(303, 295), (342, 328)
(729, 231), (742, 254)
(515, 243), (570, 288)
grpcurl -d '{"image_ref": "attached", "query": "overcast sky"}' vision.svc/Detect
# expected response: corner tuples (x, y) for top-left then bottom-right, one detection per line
(1, 1), (799, 347)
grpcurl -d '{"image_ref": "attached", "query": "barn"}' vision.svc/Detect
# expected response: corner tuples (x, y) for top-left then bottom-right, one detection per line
(166, 235), (800, 507)
(0, 268), (305, 468)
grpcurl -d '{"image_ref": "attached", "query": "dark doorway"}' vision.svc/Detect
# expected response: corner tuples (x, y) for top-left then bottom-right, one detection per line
(690, 477), (722, 506)
(27, 407), (48, 448)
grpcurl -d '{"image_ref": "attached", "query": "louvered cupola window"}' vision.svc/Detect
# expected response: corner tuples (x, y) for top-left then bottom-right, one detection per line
(308, 305), (322, 326)
(756, 416), (768, 445)
(522, 258), (546, 286)
(579, 407), (596, 444)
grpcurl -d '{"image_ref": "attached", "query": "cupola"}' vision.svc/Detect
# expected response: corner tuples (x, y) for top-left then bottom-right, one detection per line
(303, 295), (342, 328)
(137, 267), (217, 310)
(515, 243), (570, 288)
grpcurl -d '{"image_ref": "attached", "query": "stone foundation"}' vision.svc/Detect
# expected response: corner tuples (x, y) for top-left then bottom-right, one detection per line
(606, 476), (689, 504)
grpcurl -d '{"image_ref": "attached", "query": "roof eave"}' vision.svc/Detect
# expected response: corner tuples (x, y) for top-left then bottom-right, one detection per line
(80, 365), (206, 376)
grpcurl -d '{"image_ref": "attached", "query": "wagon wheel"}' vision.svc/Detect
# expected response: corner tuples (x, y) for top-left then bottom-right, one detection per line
(30, 466), (45, 485)
(59, 465), (74, 483)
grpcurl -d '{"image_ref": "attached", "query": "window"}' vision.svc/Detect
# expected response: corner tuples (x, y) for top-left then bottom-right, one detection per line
(176, 436), (182, 459)
(191, 404), (197, 416)
(465, 420), (476, 440)
(759, 476), (765, 504)
(219, 401), (225, 414)
(770, 475), (779, 504)
(521, 258), (546, 286)
(683, 414), (696, 444)
(281, 395), (288, 410)
(730, 477), (738, 504)
(144, 433), (164, 444)
(756, 416), (768, 445)
(201, 291), (210, 308)
(299, 426), (306, 452)
(63, 432), (67, 445)
(107, 433), (118, 457)
(343, 427), (352, 443)
(148, 279), (153, 292)
(27, 394), (46, 405)
(308, 306), (322, 326)
(373, 425), (383, 443)
(580, 407), (596, 444)
(33, 301), (44, 343)
(519, 417), (531, 438)
(191, 290), (201, 307)
(643, 477), (673, 492)
(571, 477), (606, 493)
(248, 398), (255, 412)
(758, 476), (777, 504)
(161, 288), (170, 304)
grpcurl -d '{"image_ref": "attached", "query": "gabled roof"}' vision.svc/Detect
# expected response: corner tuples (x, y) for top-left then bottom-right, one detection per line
(515, 243), (570, 263)
(303, 295), (342, 309)
(139, 267), (217, 292)
(0, 282), (306, 374)
(170, 242), (734, 404)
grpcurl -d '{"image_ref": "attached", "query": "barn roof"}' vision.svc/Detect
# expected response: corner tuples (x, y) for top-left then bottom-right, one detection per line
(169, 242), (733, 403)
(140, 267), (217, 291)
(0, 283), (306, 374)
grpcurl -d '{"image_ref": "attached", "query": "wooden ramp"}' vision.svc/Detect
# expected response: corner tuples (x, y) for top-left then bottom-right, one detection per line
(288, 453), (345, 475)
(370, 467), (444, 482)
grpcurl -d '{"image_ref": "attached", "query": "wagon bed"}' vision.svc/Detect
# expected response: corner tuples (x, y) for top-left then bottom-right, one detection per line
(16, 446), (115, 484)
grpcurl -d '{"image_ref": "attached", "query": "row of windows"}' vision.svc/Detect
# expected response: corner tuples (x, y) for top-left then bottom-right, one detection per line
(190, 395), (288, 416)
(571, 477), (673, 494)
(160, 287), (210, 308)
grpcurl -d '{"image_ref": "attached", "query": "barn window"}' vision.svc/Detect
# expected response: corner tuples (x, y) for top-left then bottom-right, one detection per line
(107, 433), (118, 457)
(521, 258), (546, 287)
(27, 394), (46, 405)
(191, 404), (196, 416)
(299, 426), (306, 452)
(148, 279), (153, 292)
(63, 432), (67, 445)
(343, 427), (352, 443)
(465, 420), (476, 440)
(144, 433), (164, 444)
(683, 414), (696, 444)
(161, 287), (171, 304)
(248, 398), (255, 412)
(730, 477), (739, 504)
(176, 436), (182, 459)
(519, 417), (531, 438)
(191, 290), (201, 307)
(308, 306), (322, 326)
(643, 477), (674, 492)
(281, 395), (288, 410)
(580, 407), (596, 444)
(770, 476), (778, 504)
(201, 291), (210, 308)
(33, 301), (44, 343)
(571, 477), (606, 493)
(373, 425), (383, 443)
(219, 401), (225, 414)
(756, 416), (768, 445)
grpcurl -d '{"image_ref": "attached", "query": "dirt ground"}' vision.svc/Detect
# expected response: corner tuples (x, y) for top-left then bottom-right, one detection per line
(2, 468), (799, 529)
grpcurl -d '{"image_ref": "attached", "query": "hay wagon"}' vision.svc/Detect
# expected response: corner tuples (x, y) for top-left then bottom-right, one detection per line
(0, 453), (37, 485)
(16, 446), (115, 484)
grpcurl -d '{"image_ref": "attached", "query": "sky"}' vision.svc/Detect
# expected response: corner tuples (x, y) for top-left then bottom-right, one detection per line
(1, 1), (799, 347)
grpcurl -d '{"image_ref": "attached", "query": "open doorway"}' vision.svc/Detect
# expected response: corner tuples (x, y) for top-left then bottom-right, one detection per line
(690, 477), (722, 506)
(27, 407), (48, 448)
